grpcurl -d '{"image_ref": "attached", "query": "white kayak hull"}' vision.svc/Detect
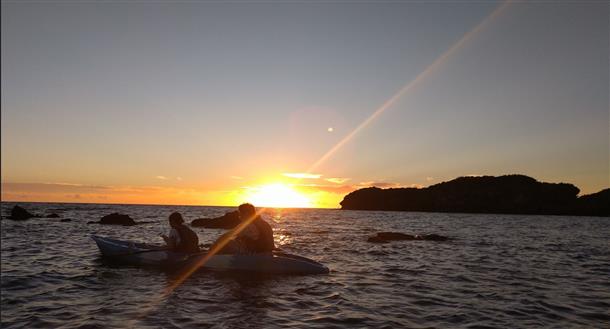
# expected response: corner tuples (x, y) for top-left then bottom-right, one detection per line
(91, 235), (329, 275)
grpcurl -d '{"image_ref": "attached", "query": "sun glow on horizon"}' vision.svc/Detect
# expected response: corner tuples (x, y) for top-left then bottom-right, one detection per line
(244, 183), (312, 208)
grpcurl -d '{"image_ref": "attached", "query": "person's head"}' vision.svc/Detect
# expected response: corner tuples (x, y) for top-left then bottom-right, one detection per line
(168, 212), (184, 227)
(238, 203), (256, 220)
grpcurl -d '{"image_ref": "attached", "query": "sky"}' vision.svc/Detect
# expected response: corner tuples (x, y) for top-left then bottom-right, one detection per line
(1, 1), (608, 208)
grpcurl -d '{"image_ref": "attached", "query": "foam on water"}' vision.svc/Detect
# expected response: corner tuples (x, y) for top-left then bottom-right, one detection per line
(1, 202), (609, 328)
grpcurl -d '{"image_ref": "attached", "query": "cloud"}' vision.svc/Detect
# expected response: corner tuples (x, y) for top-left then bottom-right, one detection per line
(3, 182), (109, 192)
(325, 177), (350, 184)
(2, 192), (31, 200)
(299, 184), (356, 194)
(358, 181), (402, 188)
(282, 173), (322, 179)
(426, 177), (434, 182)
(155, 176), (168, 180)
(1, 181), (214, 205)
(44, 182), (84, 187)
(230, 176), (244, 180)
(41, 182), (109, 189)
(176, 177), (183, 181)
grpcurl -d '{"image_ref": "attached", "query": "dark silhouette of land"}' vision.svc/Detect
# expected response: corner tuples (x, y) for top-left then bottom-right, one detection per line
(340, 175), (609, 217)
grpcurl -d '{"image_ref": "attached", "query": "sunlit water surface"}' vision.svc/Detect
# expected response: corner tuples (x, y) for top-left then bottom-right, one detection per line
(1, 202), (609, 328)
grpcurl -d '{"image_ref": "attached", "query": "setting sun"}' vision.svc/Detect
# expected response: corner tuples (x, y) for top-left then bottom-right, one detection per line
(245, 183), (312, 208)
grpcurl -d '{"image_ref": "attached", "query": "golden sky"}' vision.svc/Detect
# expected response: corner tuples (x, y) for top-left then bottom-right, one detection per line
(0, 173), (364, 208)
(2, 2), (608, 207)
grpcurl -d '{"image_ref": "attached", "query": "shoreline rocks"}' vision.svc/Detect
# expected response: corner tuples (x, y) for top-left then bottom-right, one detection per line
(5, 206), (62, 220)
(8, 205), (41, 220)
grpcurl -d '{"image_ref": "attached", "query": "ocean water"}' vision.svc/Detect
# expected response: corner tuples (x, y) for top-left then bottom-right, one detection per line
(1, 202), (609, 328)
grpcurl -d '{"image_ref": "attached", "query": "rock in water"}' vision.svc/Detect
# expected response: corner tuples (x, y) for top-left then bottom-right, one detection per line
(9, 205), (38, 220)
(419, 234), (449, 241)
(191, 211), (241, 229)
(99, 213), (136, 226)
(46, 213), (60, 218)
(367, 236), (391, 243)
(376, 232), (416, 240)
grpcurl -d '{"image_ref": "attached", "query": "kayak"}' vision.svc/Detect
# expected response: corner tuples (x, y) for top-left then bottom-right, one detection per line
(91, 235), (329, 275)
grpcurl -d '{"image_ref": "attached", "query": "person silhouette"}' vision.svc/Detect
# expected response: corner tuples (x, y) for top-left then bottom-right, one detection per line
(160, 212), (200, 253)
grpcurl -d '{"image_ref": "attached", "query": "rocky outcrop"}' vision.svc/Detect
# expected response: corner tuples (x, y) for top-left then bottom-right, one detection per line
(8, 205), (40, 220)
(341, 174), (609, 217)
(572, 189), (610, 217)
(191, 211), (240, 229)
(88, 213), (136, 226)
(367, 232), (450, 243)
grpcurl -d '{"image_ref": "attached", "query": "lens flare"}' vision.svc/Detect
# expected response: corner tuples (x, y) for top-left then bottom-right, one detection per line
(307, 1), (512, 174)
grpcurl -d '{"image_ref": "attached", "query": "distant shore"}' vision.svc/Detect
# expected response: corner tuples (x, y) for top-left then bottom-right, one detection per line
(340, 175), (609, 217)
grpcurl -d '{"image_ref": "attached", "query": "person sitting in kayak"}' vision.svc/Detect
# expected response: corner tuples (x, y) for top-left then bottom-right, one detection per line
(161, 212), (200, 253)
(210, 203), (275, 254)
(234, 203), (275, 253)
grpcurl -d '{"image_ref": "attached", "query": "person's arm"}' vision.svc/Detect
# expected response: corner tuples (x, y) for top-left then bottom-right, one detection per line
(161, 235), (174, 248)
(162, 229), (179, 248)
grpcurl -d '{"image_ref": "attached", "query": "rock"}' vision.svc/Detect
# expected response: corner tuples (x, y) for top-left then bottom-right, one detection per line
(376, 232), (416, 240)
(98, 213), (136, 226)
(367, 232), (450, 243)
(191, 211), (240, 229)
(418, 234), (449, 241)
(60, 218), (72, 222)
(9, 205), (39, 220)
(367, 236), (390, 243)
(46, 213), (60, 218)
(573, 188), (610, 217)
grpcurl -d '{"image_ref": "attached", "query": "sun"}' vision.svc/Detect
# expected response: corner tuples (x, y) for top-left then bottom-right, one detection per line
(246, 183), (312, 208)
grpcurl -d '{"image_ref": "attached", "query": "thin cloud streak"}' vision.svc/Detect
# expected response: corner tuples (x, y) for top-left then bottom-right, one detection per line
(325, 177), (350, 184)
(282, 173), (322, 179)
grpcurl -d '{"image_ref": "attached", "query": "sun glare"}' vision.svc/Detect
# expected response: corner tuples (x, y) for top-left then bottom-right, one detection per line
(246, 183), (312, 208)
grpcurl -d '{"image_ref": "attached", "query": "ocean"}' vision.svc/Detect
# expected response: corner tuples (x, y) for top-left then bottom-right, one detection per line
(1, 202), (608, 328)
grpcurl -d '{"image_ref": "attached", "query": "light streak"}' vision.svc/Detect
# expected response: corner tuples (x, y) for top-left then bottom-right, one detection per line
(307, 1), (512, 174)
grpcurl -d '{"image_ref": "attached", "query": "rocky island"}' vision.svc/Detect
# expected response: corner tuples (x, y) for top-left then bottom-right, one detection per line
(340, 175), (609, 217)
